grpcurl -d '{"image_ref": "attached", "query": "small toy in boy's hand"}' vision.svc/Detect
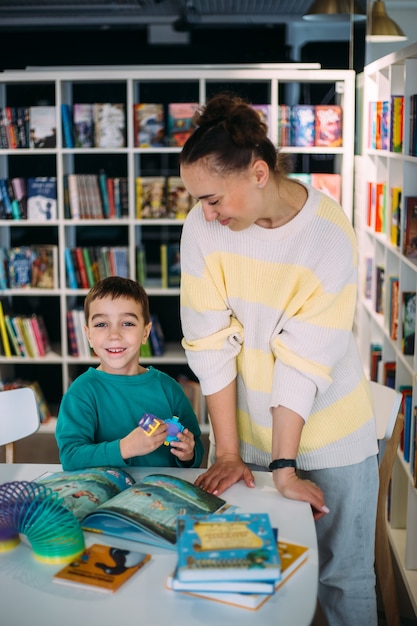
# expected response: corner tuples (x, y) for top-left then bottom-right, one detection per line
(164, 416), (185, 446)
(138, 413), (162, 436)
(138, 413), (184, 445)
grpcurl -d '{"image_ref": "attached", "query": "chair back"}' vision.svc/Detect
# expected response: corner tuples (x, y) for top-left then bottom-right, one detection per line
(369, 380), (403, 626)
(0, 387), (40, 463)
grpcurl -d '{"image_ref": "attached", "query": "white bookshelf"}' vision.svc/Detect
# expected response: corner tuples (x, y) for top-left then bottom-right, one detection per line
(355, 41), (417, 614)
(0, 64), (355, 426)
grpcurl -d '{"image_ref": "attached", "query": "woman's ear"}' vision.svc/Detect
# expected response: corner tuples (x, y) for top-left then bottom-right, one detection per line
(253, 159), (269, 189)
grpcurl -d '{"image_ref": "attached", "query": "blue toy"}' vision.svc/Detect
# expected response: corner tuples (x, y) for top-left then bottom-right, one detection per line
(138, 414), (184, 445)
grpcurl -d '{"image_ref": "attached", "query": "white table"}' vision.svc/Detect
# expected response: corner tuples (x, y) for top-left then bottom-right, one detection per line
(0, 465), (318, 626)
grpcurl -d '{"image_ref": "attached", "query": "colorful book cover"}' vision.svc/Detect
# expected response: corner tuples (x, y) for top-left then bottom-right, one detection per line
(175, 512), (281, 582)
(27, 177), (57, 221)
(11, 177), (27, 219)
(310, 173), (341, 204)
(167, 176), (195, 219)
(374, 182), (386, 233)
(53, 543), (151, 593)
(278, 104), (292, 147)
(0, 299), (11, 357)
(167, 102), (199, 147)
(30, 245), (58, 289)
(252, 104), (272, 139)
(403, 196), (417, 259)
(402, 291), (416, 355)
(29, 106), (56, 148)
(133, 103), (165, 147)
(292, 105), (315, 147)
(390, 95), (404, 154)
(380, 100), (390, 150)
(315, 104), (342, 147)
(136, 176), (167, 219)
(61, 103), (74, 148)
(7, 246), (34, 288)
(167, 539), (309, 611)
(390, 187), (402, 247)
(389, 276), (399, 341)
(160, 243), (181, 288)
(73, 103), (94, 148)
(93, 103), (126, 148)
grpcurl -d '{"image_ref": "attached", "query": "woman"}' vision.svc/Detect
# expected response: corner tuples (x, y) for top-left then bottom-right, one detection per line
(179, 92), (379, 626)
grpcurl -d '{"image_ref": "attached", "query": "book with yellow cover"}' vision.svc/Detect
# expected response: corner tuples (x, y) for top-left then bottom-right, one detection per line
(53, 543), (151, 593)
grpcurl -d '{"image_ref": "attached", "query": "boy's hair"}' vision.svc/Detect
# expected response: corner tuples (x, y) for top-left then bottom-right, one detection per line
(84, 276), (151, 324)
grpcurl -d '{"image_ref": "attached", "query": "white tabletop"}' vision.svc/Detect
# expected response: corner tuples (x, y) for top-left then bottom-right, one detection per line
(0, 465), (318, 626)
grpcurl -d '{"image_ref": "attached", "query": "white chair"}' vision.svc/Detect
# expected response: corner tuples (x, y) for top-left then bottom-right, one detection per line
(0, 387), (40, 463)
(369, 380), (404, 626)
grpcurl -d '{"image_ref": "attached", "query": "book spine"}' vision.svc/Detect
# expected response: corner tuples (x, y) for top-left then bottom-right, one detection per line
(74, 247), (90, 289)
(61, 103), (74, 148)
(4, 314), (21, 356)
(30, 315), (46, 357)
(82, 247), (96, 288)
(66, 310), (79, 357)
(65, 247), (79, 289)
(0, 300), (12, 357)
(98, 171), (110, 218)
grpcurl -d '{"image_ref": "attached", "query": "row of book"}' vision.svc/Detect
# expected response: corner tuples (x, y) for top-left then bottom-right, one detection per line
(409, 93), (417, 157)
(278, 104), (342, 148)
(0, 379), (51, 423)
(0, 245), (58, 290)
(0, 176), (57, 221)
(65, 246), (129, 290)
(367, 96), (404, 153)
(64, 173), (129, 220)
(370, 354), (417, 489)
(0, 302), (52, 359)
(0, 105), (56, 150)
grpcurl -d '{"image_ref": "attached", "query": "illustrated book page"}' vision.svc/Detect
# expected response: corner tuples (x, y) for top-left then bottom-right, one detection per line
(37, 469), (229, 550)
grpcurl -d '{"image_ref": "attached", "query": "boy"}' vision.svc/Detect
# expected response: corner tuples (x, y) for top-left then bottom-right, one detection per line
(56, 276), (204, 470)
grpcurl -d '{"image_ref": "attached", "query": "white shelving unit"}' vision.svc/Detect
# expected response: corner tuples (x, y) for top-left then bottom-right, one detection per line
(0, 64), (355, 421)
(355, 41), (417, 614)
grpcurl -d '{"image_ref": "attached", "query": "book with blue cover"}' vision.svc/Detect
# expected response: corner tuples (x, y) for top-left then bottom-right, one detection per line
(175, 512), (281, 582)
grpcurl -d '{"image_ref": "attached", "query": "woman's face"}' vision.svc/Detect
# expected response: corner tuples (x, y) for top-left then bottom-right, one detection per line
(180, 161), (264, 232)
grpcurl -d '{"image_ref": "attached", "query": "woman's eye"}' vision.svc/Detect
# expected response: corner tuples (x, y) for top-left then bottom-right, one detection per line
(208, 199), (219, 206)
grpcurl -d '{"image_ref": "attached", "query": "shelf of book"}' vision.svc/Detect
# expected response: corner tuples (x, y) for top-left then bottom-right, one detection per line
(0, 63), (355, 440)
(355, 41), (417, 614)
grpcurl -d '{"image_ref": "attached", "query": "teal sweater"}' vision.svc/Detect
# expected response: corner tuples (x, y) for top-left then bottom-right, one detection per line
(56, 366), (204, 471)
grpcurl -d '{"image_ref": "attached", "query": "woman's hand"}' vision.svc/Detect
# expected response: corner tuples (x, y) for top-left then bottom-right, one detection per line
(169, 428), (195, 462)
(194, 454), (255, 496)
(272, 467), (329, 521)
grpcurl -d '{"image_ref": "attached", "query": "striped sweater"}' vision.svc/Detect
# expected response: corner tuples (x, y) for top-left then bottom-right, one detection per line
(180, 185), (378, 471)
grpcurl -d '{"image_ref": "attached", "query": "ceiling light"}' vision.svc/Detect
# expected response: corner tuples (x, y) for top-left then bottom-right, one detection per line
(303, 0), (366, 21)
(366, 0), (407, 42)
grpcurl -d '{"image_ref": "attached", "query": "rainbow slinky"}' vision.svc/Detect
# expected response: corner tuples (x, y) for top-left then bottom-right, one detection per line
(0, 481), (85, 563)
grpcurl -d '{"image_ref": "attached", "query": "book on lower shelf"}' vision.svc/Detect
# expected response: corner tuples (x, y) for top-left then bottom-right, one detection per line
(315, 104), (343, 147)
(175, 512), (281, 583)
(403, 196), (417, 259)
(36, 468), (230, 550)
(167, 538), (310, 611)
(53, 543), (151, 593)
(402, 291), (416, 356)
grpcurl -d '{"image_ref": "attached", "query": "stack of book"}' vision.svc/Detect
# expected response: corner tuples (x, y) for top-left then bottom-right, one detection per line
(167, 512), (309, 610)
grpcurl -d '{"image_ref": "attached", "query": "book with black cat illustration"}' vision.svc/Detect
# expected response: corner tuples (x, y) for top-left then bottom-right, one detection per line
(53, 543), (151, 593)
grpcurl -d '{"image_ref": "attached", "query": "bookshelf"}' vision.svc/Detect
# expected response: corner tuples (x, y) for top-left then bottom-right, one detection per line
(0, 64), (355, 430)
(355, 41), (417, 614)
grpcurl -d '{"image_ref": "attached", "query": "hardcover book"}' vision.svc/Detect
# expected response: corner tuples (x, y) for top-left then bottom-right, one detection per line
(292, 105), (315, 147)
(175, 512), (281, 582)
(7, 246), (34, 288)
(315, 104), (343, 147)
(30, 245), (58, 289)
(403, 196), (417, 259)
(167, 539), (309, 611)
(167, 176), (195, 219)
(160, 243), (181, 288)
(390, 95), (404, 153)
(29, 106), (56, 148)
(36, 468), (230, 550)
(390, 186), (402, 247)
(61, 103), (74, 148)
(27, 177), (57, 221)
(53, 543), (151, 593)
(73, 103), (94, 148)
(136, 176), (167, 219)
(93, 103), (126, 148)
(167, 102), (199, 147)
(133, 103), (165, 147)
(402, 291), (416, 355)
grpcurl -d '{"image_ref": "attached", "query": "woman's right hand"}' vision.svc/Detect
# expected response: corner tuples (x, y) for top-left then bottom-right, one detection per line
(194, 453), (255, 496)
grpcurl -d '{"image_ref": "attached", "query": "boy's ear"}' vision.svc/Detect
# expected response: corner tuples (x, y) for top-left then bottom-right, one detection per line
(142, 321), (152, 343)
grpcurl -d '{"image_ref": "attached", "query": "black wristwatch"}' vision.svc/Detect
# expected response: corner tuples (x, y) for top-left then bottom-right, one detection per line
(269, 458), (297, 471)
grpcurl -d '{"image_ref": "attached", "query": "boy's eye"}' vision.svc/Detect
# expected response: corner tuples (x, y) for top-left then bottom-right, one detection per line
(94, 322), (107, 328)
(122, 321), (135, 326)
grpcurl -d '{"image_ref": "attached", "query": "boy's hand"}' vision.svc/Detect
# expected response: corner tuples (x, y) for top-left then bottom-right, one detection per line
(120, 421), (168, 459)
(169, 428), (195, 462)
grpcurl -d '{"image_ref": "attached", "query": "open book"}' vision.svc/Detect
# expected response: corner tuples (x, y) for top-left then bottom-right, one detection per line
(37, 468), (230, 550)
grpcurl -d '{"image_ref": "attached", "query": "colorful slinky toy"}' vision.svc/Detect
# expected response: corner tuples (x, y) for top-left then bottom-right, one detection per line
(0, 481), (85, 563)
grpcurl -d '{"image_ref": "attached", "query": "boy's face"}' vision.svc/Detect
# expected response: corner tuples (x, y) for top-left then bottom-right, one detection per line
(85, 295), (151, 375)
